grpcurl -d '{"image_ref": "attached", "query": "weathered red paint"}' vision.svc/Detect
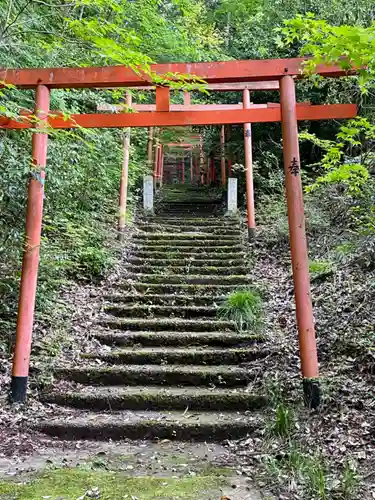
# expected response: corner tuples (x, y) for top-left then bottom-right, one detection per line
(11, 85), (50, 402)
(243, 88), (256, 238)
(183, 92), (191, 105)
(153, 132), (160, 185)
(0, 104), (357, 129)
(147, 127), (154, 169)
(159, 145), (164, 185)
(156, 87), (170, 112)
(118, 92), (132, 238)
(280, 76), (319, 403)
(0, 58), (355, 89)
(190, 149), (194, 183)
(220, 125), (226, 186)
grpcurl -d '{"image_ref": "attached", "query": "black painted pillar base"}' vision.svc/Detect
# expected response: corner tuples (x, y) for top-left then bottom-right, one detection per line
(303, 378), (321, 409)
(248, 227), (256, 241)
(10, 376), (28, 403)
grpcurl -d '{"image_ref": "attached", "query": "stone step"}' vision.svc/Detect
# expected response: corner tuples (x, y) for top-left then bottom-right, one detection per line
(137, 224), (240, 235)
(93, 330), (264, 347)
(142, 217), (237, 225)
(124, 273), (249, 285)
(118, 283), (241, 294)
(159, 199), (222, 205)
(105, 304), (218, 318)
(125, 265), (248, 276)
(54, 364), (254, 386)
(36, 411), (262, 441)
(42, 385), (268, 411)
(103, 293), (223, 306)
(157, 210), (222, 216)
(133, 245), (244, 253)
(133, 233), (241, 242)
(82, 347), (268, 365)
(127, 258), (245, 268)
(129, 250), (245, 260)
(133, 239), (242, 248)
(99, 317), (235, 332)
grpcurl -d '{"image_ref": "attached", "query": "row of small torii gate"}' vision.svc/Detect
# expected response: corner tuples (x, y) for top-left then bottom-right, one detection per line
(0, 58), (358, 408)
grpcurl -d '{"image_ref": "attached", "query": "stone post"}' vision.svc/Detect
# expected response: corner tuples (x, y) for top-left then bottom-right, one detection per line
(226, 177), (238, 215)
(143, 175), (154, 213)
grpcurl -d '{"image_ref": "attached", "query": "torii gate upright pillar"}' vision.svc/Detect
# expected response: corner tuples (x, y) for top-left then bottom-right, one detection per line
(118, 92), (132, 239)
(243, 89), (256, 240)
(11, 84), (50, 402)
(220, 125), (226, 186)
(147, 127), (154, 170)
(280, 75), (320, 408)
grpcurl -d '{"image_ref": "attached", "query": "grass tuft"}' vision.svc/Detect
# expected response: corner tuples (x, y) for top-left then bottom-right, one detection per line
(218, 288), (263, 332)
(267, 403), (294, 437)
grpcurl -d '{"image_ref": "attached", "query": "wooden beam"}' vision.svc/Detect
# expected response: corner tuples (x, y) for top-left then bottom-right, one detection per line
(106, 82), (281, 91)
(156, 87), (170, 111)
(0, 104), (357, 129)
(0, 58), (355, 89)
(97, 102), (310, 112)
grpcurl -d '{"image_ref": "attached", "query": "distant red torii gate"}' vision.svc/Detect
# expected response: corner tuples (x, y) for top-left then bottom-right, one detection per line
(0, 57), (358, 408)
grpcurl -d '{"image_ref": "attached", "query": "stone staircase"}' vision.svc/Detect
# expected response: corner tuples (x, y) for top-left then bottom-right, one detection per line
(38, 185), (268, 441)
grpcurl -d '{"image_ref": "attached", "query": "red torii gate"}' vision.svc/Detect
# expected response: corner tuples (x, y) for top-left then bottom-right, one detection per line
(0, 58), (358, 408)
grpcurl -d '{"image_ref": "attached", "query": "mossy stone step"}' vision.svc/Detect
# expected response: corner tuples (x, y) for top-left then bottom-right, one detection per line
(134, 239), (241, 248)
(141, 218), (238, 227)
(143, 216), (236, 222)
(129, 250), (245, 260)
(36, 411), (262, 441)
(133, 245), (244, 253)
(105, 304), (218, 319)
(126, 265), (248, 276)
(134, 233), (240, 241)
(104, 293), (223, 306)
(124, 273), (249, 285)
(118, 283), (242, 294)
(138, 224), (240, 235)
(55, 364), (253, 386)
(42, 385), (268, 411)
(82, 347), (268, 365)
(157, 209), (222, 215)
(93, 330), (264, 347)
(100, 317), (235, 332)
(127, 258), (245, 268)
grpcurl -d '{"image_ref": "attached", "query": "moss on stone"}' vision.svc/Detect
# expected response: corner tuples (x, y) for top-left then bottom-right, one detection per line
(43, 386), (268, 411)
(0, 467), (228, 499)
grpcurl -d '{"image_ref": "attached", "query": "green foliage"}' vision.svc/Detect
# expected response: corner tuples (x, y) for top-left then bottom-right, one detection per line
(280, 14), (375, 91)
(263, 443), (349, 500)
(309, 259), (334, 275)
(218, 289), (263, 332)
(341, 460), (360, 499)
(300, 118), (375, 195)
